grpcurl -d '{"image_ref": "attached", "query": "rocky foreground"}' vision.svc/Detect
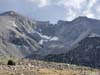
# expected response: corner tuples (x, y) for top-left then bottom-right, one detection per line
(0, 56), (99, 75)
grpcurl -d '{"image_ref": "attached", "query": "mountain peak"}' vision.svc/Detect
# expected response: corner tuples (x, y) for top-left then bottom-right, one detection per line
(6, 11), (16, 15)
(57, 16), (88, 24)
(74, 16), (88, 21)
(57, 20), (70, 24)
(0, 11), (20, 17)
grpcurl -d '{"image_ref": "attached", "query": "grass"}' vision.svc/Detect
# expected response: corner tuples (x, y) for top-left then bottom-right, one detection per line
(0, 56), (99, 75)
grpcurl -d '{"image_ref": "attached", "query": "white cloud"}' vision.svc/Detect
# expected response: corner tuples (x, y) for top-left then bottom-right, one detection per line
(81, 0), (97, 19)
(57, 0), (98, 21)
(25, 0), (100, 21)
(96, 5), (100, 12)
(27, 0), (50, 8)
(57, 0), (85, 9)
(0, 0), (100, 23)
(57, 0), (87, 21)
(84, 11), (95, 18)
(65, 9), (77, 21)
(38, 0), (49, 8)
(88, 0), (97, 9)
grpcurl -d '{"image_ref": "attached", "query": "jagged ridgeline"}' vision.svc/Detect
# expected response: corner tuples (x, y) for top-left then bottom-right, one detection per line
(0, 11), (100, 68)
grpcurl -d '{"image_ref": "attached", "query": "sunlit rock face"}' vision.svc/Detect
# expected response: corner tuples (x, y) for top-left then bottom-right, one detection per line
(1, 11), (100, 59)
(0, 11), (40, 58)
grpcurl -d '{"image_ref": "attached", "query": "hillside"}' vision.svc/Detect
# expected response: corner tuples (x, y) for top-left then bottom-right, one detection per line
(1, 11), (100, 58)
(0, 56), (99, 75)
(0, 11), (100, 70)
(44, 37), (100, 69)
(0, 11), (40, 58)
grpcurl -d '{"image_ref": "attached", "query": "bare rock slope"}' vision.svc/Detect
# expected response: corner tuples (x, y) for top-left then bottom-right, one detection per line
(0, 11), (40, 58)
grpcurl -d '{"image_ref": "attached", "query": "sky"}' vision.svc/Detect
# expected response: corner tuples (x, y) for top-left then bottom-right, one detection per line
(0, 0), (100, 23)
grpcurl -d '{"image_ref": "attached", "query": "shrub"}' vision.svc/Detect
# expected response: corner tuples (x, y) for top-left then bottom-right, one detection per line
(7, 60), (16, 65)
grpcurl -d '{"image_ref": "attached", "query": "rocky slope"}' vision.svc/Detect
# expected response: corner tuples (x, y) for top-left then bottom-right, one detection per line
(0, 11), (40, 58)
(44, 37), (100, 68)
(35, 16), (100, 56)
(1, 11), (100, 67)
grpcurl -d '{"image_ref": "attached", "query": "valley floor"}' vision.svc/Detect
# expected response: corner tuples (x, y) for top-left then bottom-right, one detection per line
(0, 57), (99, 75)
(0, 65), (99, 75)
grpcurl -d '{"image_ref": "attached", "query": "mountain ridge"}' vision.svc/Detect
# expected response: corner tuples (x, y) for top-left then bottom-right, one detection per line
(0, 11), (100, 69)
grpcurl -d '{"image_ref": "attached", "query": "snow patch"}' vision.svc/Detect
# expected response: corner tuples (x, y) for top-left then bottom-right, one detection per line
(36, 32), (59, 41)
(40, 34), (51, 39)
(50, 36), (59, 41)
(38, 36), (59, 44)
(39, 39), (48, 45)
(32, 30), (59, 45)
(32, 30), (51, 39)
(8, 21), (17, 27)
(39, 40), (44, 45)
(89, 33), (100, 37)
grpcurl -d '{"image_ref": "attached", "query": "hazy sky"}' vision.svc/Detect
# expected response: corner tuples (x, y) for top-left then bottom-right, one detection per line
(0, 0), (100, 23)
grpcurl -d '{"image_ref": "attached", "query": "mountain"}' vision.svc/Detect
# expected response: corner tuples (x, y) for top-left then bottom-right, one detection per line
(0, 11), (41, 58)
(44, 37), (100, 68)
(35, 16), (100, 56)
(1, 11), (100, 61)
